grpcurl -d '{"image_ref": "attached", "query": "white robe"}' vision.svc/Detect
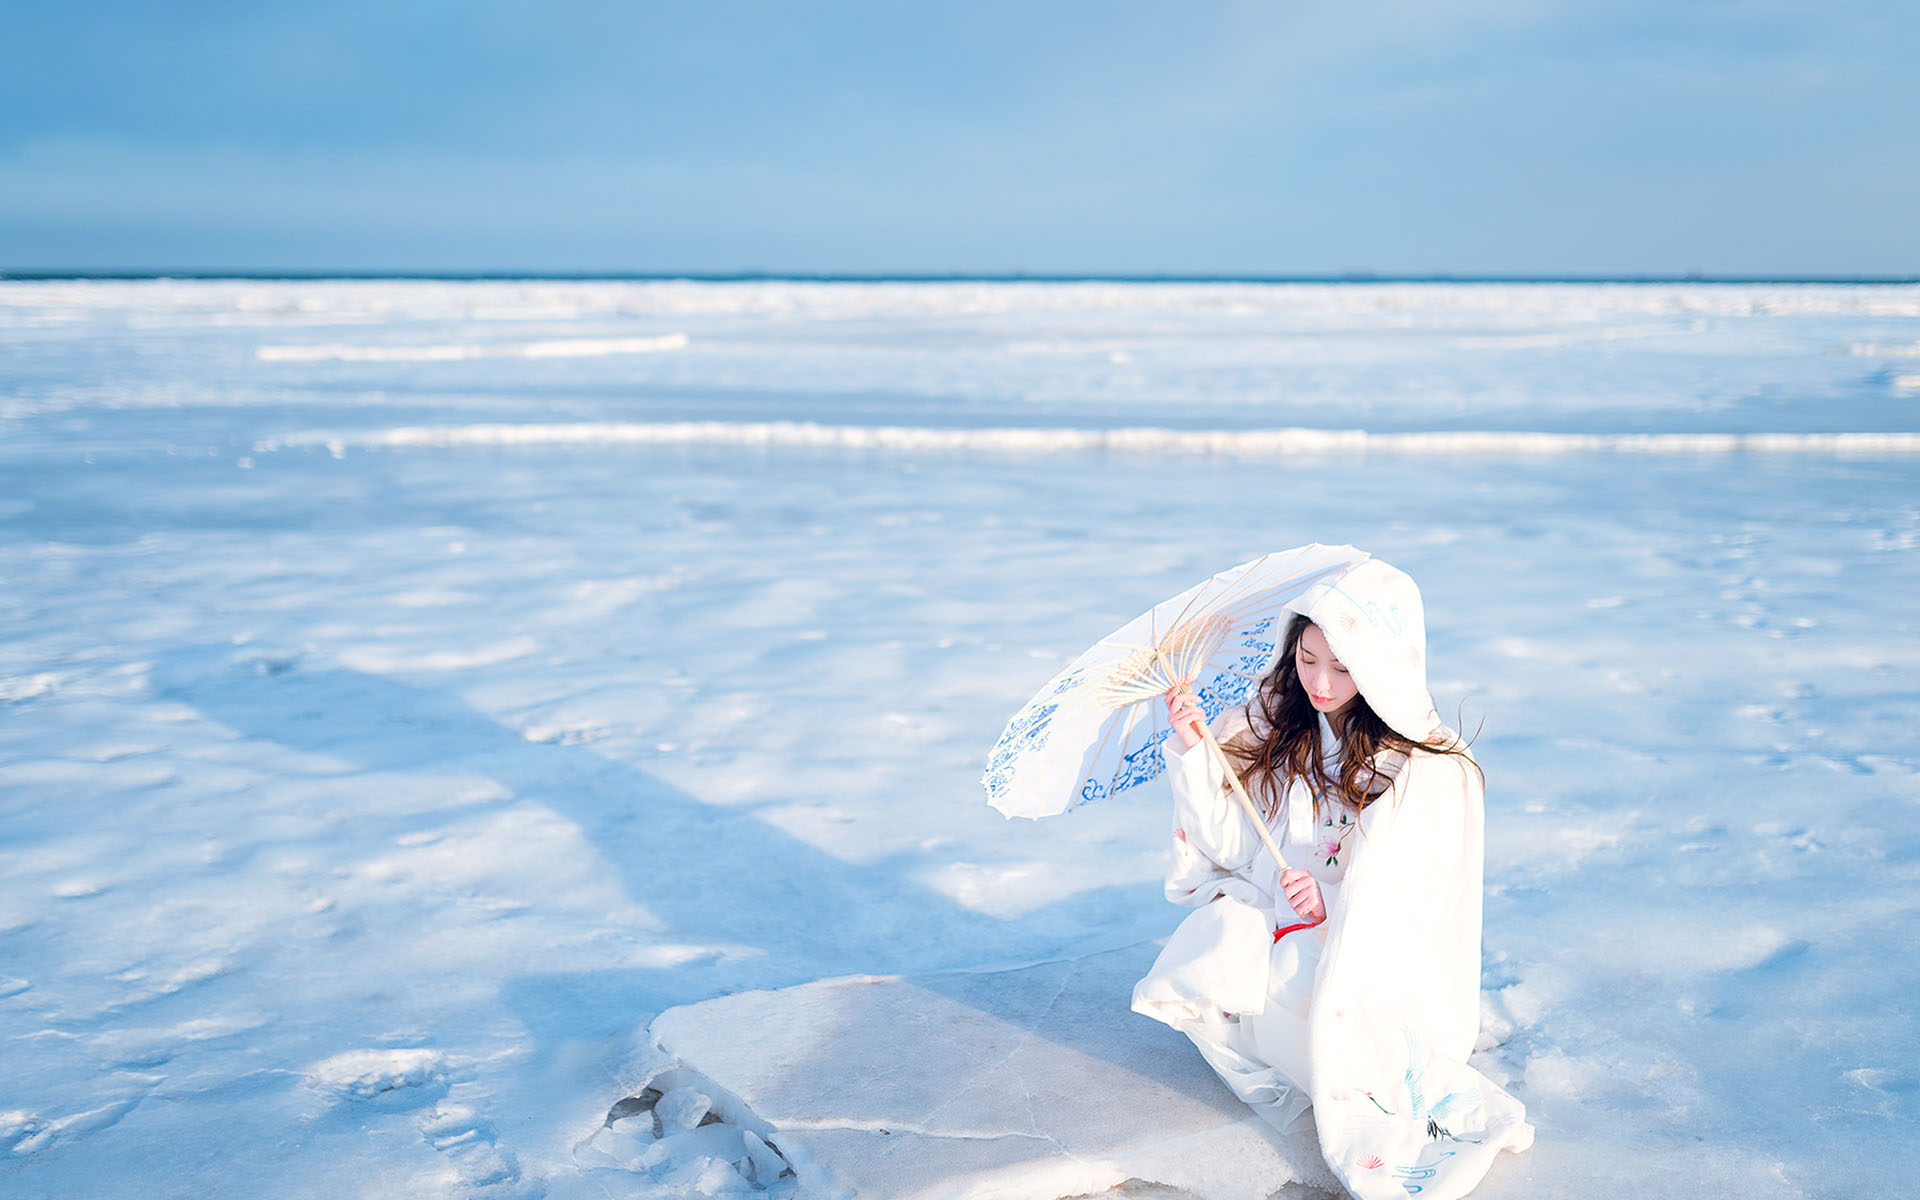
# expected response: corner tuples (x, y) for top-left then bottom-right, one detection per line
(1133, 705), (1534, 1200)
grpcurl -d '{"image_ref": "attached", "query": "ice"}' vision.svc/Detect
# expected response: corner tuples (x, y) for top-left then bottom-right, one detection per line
(577, 1122), (658, 1170)
(575, 1098), (785, 1197)
(647, 1124), (745, 1167)
(662, 1155), (750, 1195)
(740, 1130), (788, 1187)
(645, 945), (1339, 1200)
(1, 279), (1917, 1198)
(657, 1086), (715, 1133)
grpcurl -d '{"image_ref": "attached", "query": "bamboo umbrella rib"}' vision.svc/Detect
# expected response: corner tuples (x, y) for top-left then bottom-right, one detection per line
(1082, 556), (1320, 725)
(1018, 697), (1129, 788)
(1194, 562), (1341, 630)
(1162, 551), (1271, 640)
(1096, 555), (1340, 662)
(1221, 555), (1344, 615)
(1021, 572), (1291, 801)
(1165, 552), (1284, 637)
(1075, 693), (1136, 801)
(1068, 643), (1209, 803)
(1015, 682), (1156, 801)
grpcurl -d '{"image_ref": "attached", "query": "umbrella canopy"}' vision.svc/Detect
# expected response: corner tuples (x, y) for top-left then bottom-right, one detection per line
(983, 543), (1371, 821)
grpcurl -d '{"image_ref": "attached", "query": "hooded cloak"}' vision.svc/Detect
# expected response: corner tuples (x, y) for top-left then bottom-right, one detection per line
(1132, 556), (1533, 1200)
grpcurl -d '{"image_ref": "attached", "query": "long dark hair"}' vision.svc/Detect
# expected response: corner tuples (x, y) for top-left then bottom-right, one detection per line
(1223, 614), (1479, 821)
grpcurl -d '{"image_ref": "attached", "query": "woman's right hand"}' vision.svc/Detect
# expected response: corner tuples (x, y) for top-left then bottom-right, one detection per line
(1165, 687), (1206, 750)
(1280, 868), (1326, 924)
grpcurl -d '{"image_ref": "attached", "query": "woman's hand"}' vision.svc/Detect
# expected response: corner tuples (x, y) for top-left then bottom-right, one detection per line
(1280, 868), (1326, 924)
(1164, 687), (1206, 750)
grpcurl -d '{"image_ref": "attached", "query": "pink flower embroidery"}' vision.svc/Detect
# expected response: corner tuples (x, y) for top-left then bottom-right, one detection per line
(1321, 814), (1355, 865)
(1357, 1154), (1384, 1171)
(1173, 828), (1188, 843)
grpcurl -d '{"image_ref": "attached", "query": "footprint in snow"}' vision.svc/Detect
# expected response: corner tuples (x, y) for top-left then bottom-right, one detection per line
(418, 1102), (539, 1199)
(306, 1049), (539, 1198)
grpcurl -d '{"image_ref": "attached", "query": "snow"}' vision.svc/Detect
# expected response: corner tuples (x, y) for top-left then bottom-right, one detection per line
(307, 1048), (450, 1100)
(1, 279), (1917, 1199)
(255, 333), (689, 363)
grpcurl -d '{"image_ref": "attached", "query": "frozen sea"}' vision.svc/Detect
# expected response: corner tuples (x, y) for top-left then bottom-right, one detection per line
(1, 279), (1917, 1199)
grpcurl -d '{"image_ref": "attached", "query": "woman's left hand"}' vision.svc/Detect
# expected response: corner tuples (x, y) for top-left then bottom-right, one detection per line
(1280, 868), (1326, 924)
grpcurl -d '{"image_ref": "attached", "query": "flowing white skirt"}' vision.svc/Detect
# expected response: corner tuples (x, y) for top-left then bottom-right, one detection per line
(1133, 895), (1324, 1135)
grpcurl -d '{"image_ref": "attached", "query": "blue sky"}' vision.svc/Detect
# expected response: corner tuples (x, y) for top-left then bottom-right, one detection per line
(4, 0), (1916, 275)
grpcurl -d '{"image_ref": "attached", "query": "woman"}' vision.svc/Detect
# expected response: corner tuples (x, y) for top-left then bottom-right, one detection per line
(1131, 558), (1532, 1200)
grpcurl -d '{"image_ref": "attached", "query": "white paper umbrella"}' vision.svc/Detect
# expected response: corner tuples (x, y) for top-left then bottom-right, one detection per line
(982, 544), (1370, 861)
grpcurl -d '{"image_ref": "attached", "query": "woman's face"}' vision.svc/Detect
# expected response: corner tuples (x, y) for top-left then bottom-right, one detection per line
(1295, 622), (1359, 718)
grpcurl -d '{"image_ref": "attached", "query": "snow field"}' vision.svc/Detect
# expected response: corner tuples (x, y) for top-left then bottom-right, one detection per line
(1, 281), (1916, 1198)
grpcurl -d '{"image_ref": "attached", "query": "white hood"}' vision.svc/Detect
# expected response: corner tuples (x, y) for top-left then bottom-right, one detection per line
(1283, 556), (1442, 743)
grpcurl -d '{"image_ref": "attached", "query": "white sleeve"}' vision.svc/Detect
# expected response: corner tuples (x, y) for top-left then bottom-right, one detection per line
(1162, 706), (1266, 874)
(1313, 876), (1344, 924)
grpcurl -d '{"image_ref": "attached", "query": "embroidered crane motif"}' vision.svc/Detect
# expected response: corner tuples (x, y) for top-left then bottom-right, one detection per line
(1358, 1026), (1485, 1191)
(1398, 1025), (1479, 1142)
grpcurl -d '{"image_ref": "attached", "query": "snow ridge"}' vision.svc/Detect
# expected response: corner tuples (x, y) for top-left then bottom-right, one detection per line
(255, 333), (689, 362)
(253, 421), (1920, 457)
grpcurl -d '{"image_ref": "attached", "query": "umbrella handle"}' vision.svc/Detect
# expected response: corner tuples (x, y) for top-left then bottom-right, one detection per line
(1197, 728), (1292, 879)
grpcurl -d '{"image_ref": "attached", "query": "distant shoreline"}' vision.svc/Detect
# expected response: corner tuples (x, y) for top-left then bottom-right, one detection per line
(4, 270), (1918, 286)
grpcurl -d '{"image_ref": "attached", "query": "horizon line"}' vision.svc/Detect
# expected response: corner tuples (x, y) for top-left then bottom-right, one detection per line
(4, 269), (1919, 286)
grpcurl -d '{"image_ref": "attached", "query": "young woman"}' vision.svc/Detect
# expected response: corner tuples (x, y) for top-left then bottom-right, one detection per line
(1131, 558), (1533, 1200)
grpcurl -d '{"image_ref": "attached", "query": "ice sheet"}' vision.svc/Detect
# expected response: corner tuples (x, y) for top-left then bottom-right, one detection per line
(0, 281), (1916, 1199)
(643, 945), (1339, 1200)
